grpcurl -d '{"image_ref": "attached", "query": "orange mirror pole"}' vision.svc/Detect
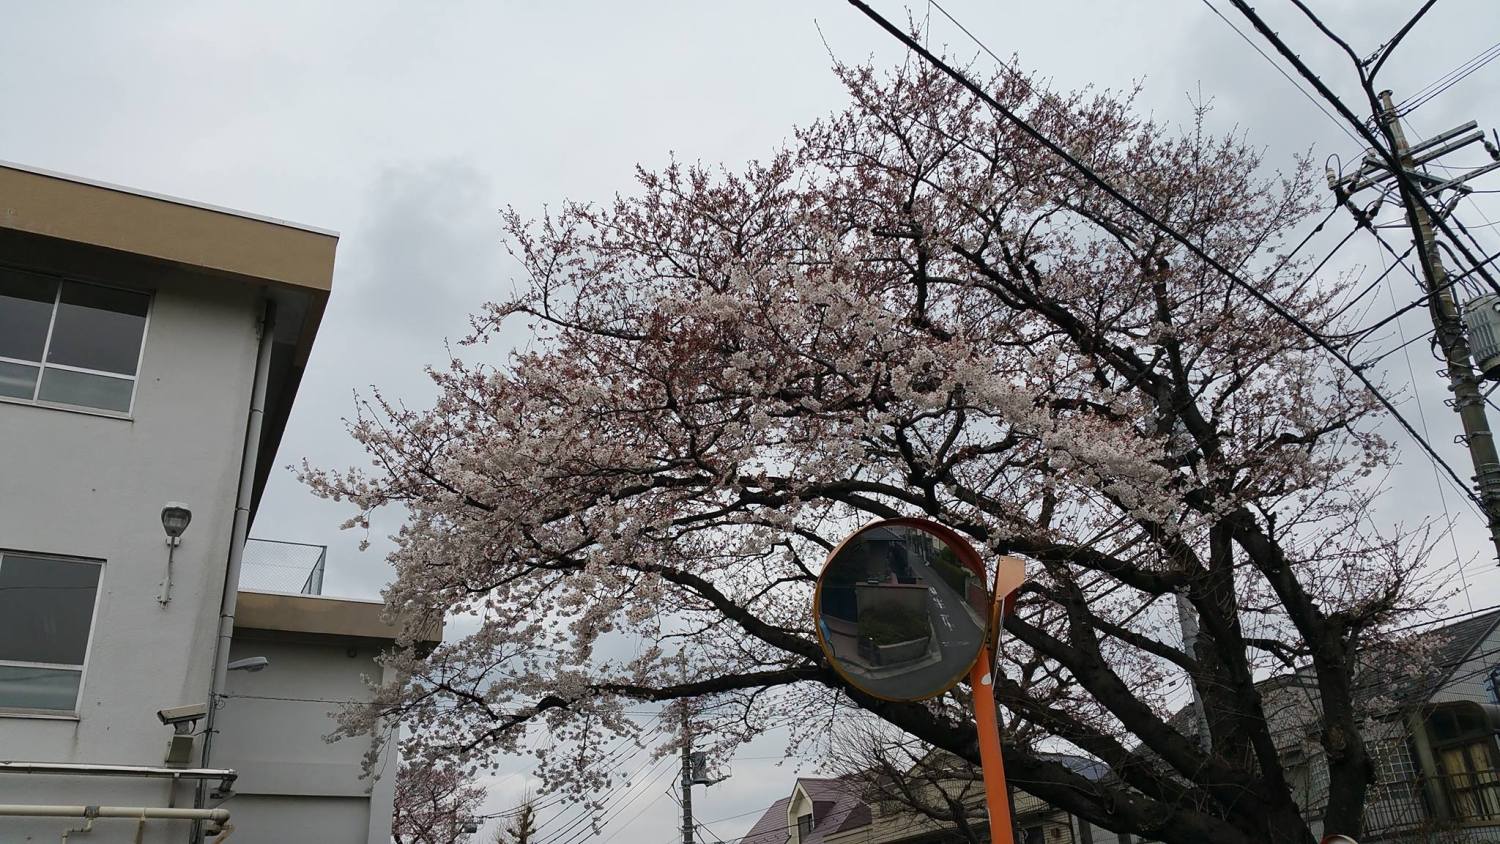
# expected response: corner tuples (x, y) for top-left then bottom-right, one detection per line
(970, 642), (1015, 844)
(974, 556), (1025, 844)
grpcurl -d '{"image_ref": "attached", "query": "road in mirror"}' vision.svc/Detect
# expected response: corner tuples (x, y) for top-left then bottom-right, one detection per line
(814, 522), (990, 702)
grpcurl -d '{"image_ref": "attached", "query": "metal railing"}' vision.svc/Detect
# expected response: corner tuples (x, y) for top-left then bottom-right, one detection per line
(238, 538), (326, 595)
(1365, 769), (1500, 840)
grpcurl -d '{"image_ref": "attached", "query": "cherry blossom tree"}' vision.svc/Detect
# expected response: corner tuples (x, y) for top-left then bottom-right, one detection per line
(307, 54), (1443, 844)
(392, 760), (485, 844)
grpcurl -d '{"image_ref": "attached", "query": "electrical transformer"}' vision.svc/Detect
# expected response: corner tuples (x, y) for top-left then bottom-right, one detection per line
(1464, 293), (1500, 380)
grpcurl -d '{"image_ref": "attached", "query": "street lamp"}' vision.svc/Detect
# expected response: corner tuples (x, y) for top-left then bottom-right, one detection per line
(226, 657), (269, 673)
(158, 502), (192, 605)
(161, 503), (192, 544)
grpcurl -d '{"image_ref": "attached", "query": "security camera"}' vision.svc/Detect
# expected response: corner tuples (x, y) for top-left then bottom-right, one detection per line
(157, 703), (208, 730)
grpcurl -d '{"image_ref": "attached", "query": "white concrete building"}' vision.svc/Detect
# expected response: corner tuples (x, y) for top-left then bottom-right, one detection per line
(0, 162), (424, 842)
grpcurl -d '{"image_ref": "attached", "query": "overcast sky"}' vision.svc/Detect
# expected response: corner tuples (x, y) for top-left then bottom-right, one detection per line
(5, 1), (1499, 840)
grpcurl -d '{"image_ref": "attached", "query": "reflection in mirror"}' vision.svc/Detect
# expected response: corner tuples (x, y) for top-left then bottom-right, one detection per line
(814, 522), (990, 702)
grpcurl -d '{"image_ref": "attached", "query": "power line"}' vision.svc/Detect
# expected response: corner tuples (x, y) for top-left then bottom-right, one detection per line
(546, 755), (678, 844)
(597, 787), (674, 843)
(1197, 0), (1364, 147)
(1232, 1), (1500, 298)
(843, 0), (1482, 508)
(1397, 40), (1500, 116)
(1389, 602), (1500, 635)
(1366, 0), (1440, 79)
(476, 725), (664, 822)
(1379, 241), (1476, 611)
(1328, 243), (1418, 325)
(527, 729), (668, 839)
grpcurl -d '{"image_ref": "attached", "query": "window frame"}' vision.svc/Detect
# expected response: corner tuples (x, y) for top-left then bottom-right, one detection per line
(0, 265), (153, 418)
(1423, 703), (1500, 824)
(0, 550), (105, 718)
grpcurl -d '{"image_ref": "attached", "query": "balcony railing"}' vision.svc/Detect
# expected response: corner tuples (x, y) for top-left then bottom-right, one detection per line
(239, 538), (326, 595)
(1364, 770), (1500, 840)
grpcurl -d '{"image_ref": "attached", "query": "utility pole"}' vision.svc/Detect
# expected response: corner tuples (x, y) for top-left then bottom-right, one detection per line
(1175, 590), (1212, 752)
(677, 700), (728, 844)
(1331, 90), (1500, 560)
(681, 714), (694, 844)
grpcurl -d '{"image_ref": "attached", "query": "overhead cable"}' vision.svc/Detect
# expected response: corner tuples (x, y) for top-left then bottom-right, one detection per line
(845, 0), (1482, 507)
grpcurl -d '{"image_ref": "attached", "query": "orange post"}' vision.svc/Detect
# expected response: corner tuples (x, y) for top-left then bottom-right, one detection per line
(970, 643), (1015, 844)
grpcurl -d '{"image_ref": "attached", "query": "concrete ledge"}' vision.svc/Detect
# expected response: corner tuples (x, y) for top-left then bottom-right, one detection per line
(235, 591), (440, 645)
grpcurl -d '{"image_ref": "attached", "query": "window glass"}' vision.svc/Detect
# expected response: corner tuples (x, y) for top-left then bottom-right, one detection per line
(46, 281), (149, 375)
(0, 554), (102, 665)
(0, 361), (38, 400)
(0, 268), (57, 362)
(0, 665), (81, 711)
(37, 368), (135, 413)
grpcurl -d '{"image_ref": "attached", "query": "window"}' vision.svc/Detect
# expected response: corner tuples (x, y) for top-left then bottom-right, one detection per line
(1426, 705), (1500, 822)
(0, 552), (103, 713)
(1023, 825), (1045, 844)
(0, 266), (150, 414)
(796, 813), (812, 840)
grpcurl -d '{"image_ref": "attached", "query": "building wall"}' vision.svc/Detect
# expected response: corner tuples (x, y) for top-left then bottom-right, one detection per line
(211, 629), (397, 844)
(0, 245), (262, 843)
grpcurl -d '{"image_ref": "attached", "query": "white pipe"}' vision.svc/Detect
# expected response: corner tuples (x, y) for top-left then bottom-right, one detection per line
(195, 299), (275, 838)
(0, 762), (235, 783)
(210, 299), (276, 717)
(0, 805), (229, 822)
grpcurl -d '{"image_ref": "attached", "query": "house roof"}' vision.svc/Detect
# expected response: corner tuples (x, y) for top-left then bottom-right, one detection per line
(737, 796), (794, 844)
(1162, 607), (1500, 744)
(733, 758), (1105, 844)
(1365, 607), (1500, 707)
(735, 777), (872, 844)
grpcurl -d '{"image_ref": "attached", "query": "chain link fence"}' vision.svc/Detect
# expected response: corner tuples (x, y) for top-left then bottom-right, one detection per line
(240, 538), (326, 595)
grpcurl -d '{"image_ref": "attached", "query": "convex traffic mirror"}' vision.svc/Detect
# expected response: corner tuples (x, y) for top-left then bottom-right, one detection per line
(812, 519), (990, 702)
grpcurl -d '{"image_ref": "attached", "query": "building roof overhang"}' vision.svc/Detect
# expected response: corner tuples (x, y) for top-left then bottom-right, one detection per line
(234, 590), (442, 647)
(0, 161), (339, 520)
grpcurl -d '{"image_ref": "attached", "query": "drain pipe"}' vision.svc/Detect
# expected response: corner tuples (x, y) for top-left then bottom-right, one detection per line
(0, 804), (229, 830)
(192, 299), (275, 838)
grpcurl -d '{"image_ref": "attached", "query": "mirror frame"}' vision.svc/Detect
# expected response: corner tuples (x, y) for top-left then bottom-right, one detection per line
(811, 517), (991, 703)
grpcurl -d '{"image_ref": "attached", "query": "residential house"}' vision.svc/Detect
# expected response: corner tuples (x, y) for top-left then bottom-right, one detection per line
(735, 756), (1129, 844)
(1277, 608), (1500, 842)
(0, 161), (426, 842)
(1153, 606), (1500, 842)
(734, 611), (1500, 844)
